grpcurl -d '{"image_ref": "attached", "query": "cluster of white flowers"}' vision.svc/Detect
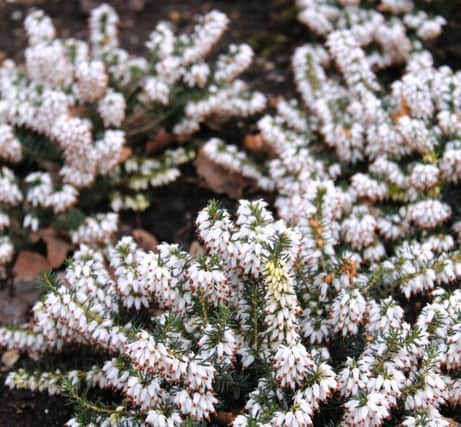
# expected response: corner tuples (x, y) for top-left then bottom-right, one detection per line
(0, 7), (129, 272)
(174, 2), (461, 425)
(0, 196), (458, 425)
(208, 0), (460, 267)
(201, 138), (273, 191)
(110, 147), (195, 212)
(69, 213), (118, 245)
(0, 4), (264, 274)
(1, 1), (461, 426)
(1, 11), (126, 187)
(90, 4), (265, 138)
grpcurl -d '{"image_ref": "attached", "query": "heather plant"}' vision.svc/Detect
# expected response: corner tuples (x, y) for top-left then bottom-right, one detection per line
(175, 2), (461, 423)
(90, 4), (265, 211)
(200, 0), (447, 202)
(1, 199), (460, 426)
(203, 0), (460, 264)
(0, 4), (265, 275)
(296, 0), (446, 46)
(1, 1), (461, 426)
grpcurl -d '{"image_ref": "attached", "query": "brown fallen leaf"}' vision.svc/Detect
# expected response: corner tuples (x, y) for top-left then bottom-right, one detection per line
(249, 132), (278, 158)
(119, 146), (133, 163)
(244, 133), (265, 154)
(123, 110), (146, 128)
(145, 129), (176, 155)
(0, 281), (42, 325)
(132, 229), (158, 252)
(195, 147), (251, 199)
(68, 105), (86, 118)
(43, 235), (72, 269)
(26, 229), (72, 269)
(338, 127), (352, 139)
(2, 349), (19, 367)
(189, 241), (205, 258)
(29, 352), (40, 361)
(29, 230), (41, 244)
(168, 10), (182, 23)
(213, 410), (241, 426)
(13, 251), (51, 282)
(391, 98), (410, 124)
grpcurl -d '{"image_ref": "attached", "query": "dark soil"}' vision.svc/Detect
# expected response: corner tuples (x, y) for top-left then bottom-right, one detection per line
(0, 379), (70, 427)
(1, 0), (461, 425)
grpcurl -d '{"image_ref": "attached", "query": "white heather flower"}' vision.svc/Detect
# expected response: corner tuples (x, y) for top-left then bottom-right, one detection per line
(24, 10), (55, 45)
(351, 173), (388, 202)
(94, 130), (125, 175)
(125, 375), (161, 411)
(183, 63), (210, 88)
(407, 200), (451, 229)
(0, 235), (14, 265)
(182, 10), (229, 64)
(173, 390), (217, 421)
(297, 362), (337, 409)
(201, 138), (273, 191)
(136, 250), (176, 309)
(215, 44), (253, 83)
(97, 90), (126, 127)
(146, 22), (175, 59)
(377, 213), (409, 241)
(440, 140), (461, 182)
(363, 241), (386, 262)
(70, 213), (118, 245)
(327, 30), (379, 92)
(401, 408), (450, 427)
(329, 289), (367, 336)
(367, 298), (404, 334)
(408, 164), (439, 191)
(397, 116), (436, 155)
(25, 171), (53, 207)
(187, 262), (230, 305)
(342, 206), (377, 250)
(270, 401), (314, 427)
(0, 124), (22, 163)
(370, 157), (407, 188)
(263, 259), (302, 347)
(272, 343), (314, 389)
(0, 167), (23, 205)
(443, 323), (461, 370)
(89, 4), (119, 55)
(343, 392), (393, 426)
(338, 358), (370, 398)
(25, 41), (72, 87)
(405, 371), (448, 411)
(144, 77), (170, 105)
(47, 185), (78, 213)
(400, 72), (434, 120)
(198, 325), (237, 365)
(75, 60), (108, 102)
(424, 234), (454, 254)
(146, 410), (182, 427)
(447, 378), (461, 407)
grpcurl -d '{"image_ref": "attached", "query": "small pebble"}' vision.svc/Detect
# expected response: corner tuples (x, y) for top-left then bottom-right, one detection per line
(11, 10), (22, 21)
